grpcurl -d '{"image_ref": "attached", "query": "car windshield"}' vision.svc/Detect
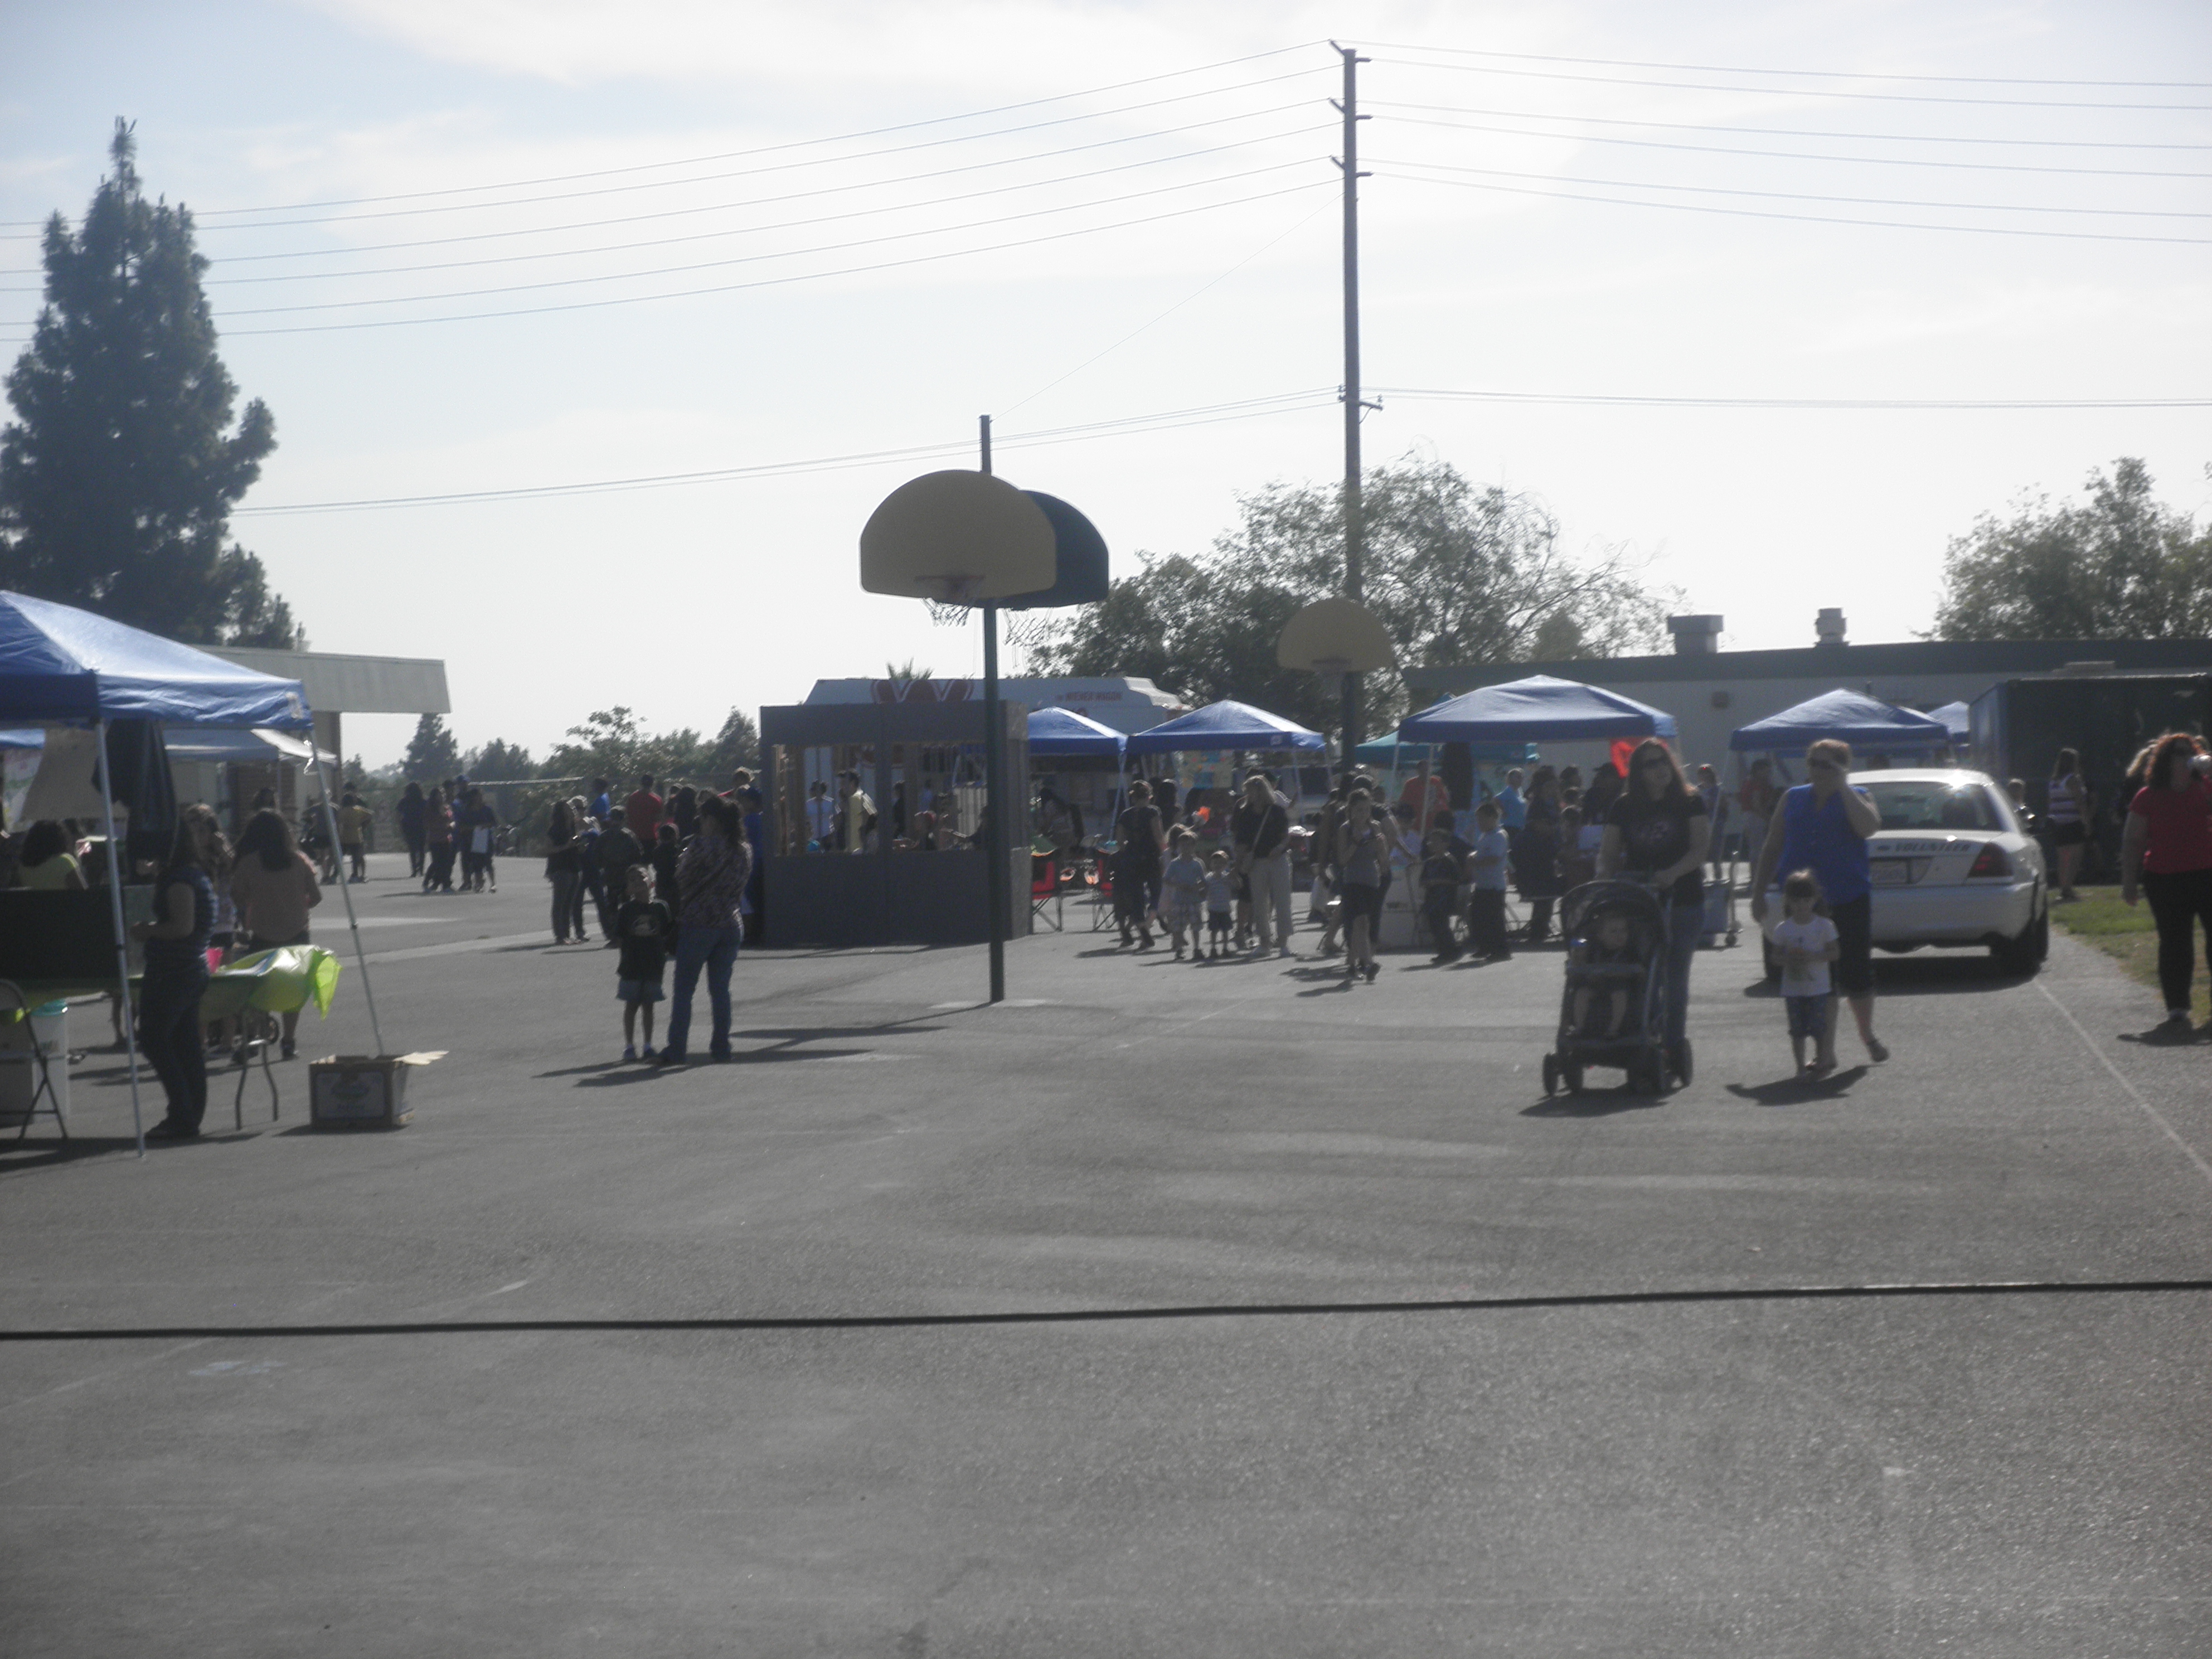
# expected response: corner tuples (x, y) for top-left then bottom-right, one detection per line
(1862, 780), (2009, 832)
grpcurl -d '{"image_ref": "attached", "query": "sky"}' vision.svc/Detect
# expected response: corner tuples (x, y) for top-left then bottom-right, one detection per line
(2, 0), (2206, 768)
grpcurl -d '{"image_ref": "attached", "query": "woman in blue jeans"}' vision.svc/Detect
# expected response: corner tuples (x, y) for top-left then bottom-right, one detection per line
(1750, 738), (1886, 1072)
(659, 793), (752, 1064)
(1598, 739), (1710, 1084)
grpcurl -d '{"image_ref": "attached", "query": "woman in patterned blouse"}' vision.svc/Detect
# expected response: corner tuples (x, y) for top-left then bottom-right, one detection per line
(659, 793), (752, 1064)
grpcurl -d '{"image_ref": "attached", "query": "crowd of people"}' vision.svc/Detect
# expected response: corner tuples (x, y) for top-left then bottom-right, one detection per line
(1084, 724), (2212, 1079)
(533, 772), (765, 1065)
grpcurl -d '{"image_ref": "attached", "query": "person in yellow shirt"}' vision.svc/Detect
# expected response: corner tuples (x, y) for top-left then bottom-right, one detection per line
(336, 792), (375, 883)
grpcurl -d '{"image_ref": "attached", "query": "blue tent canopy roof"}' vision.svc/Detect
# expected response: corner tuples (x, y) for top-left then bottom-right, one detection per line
(0, 591), (313, 730)
(1398, 675), (1677, 743)
(1026, 705), (1126, 757)
(1928, 700), (1972, 739)
(1729, 688), (1952, 753)
(1124, 698), (1326, 755)
(1355, 735), (1538, 767)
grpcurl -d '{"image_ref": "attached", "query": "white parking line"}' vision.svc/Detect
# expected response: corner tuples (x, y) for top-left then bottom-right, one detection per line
(2036, 978), (2212, 1191)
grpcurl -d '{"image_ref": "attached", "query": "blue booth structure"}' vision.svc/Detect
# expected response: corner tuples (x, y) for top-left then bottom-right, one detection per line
(759, 698), (1030, 949)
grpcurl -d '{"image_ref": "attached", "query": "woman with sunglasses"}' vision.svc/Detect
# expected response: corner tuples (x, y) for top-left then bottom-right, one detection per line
(1750, 738), (1886, 1073)
(1598, 739), (1711, 1083)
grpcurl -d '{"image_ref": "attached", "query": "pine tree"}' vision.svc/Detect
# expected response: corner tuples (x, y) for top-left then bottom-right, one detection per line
(403, 714), (461, 780)
(0, 121), (298, 646)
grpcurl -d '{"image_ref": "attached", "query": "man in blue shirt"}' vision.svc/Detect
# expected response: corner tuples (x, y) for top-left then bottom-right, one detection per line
(1497, 768), (1528, 832)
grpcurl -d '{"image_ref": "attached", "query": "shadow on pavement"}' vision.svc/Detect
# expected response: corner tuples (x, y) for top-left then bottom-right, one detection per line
(0, 1134), (149, 1171)
(1519, 1086), (1666, 1119)
(2118, 1021), (2209, 1047)
(1724, 1065), (1871, 1106)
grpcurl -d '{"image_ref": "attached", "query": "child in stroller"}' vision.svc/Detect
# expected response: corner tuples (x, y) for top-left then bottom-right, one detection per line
(1542, 880), (1676, 1096)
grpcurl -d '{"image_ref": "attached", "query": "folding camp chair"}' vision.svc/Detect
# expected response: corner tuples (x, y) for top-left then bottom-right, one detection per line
(1088, 852), (1117, 932)
(0, 980), (67, 1141)
(1031, 855), (1063, 932)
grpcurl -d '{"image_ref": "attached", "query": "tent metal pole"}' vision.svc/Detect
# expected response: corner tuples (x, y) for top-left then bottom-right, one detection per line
(312, 748), (386, 1055)
(94, 719), (145, 1155)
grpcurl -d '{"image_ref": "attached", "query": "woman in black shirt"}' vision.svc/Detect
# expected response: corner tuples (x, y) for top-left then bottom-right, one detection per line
(1114, 779), (1168, 948)
(133, 804), (222, 1140)
(1599, 739), (1710, 1082)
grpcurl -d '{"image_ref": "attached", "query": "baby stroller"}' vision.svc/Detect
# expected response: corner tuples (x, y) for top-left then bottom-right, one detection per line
(1540, 879), (1684, 1097)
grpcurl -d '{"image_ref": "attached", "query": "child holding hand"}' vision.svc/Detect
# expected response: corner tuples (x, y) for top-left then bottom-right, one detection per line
(615, 864), (672, 1062)
(1768, 868), (1841, 1077)
(1161, 830), (1206, 962)
(1202, 849), (1236, 961)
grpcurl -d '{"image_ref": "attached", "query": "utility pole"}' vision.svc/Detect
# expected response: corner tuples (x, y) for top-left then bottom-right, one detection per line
(978, 413), (1007, 1003)
(1332, 41), (1374, 775)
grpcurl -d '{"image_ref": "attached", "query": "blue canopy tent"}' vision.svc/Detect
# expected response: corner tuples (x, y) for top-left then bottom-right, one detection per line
(1729, 689), (1952, 754)
(1026, 706), (1127, 758)
(1928, 701), (1972, 743)
(1355, 735), (1537, 768)
(1398, 675), (1678, 743)
(0, 591), (383, 1150)
(1124, 698), (1327, 755)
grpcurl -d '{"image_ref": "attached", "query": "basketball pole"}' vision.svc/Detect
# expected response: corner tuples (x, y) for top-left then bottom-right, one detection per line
(979, 413), (1007, 1003)
(1332, 41), (1371, 778)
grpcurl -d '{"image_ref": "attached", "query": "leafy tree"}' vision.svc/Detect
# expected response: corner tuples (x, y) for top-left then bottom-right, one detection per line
(467, 738), (536, 780)
(702, 706), (761, 780)
(402, 713), (460, 780)
(1930, 458), (2212, 641)
(0, 122), (297, 646)
(1030, 457), (1672, 735)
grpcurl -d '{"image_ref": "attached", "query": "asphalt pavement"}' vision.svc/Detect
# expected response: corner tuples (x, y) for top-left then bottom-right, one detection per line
(4, 853), (2208, 1656)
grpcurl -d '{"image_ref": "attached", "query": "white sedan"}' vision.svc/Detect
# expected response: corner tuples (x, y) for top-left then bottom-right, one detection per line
(1763, 768), (2050, 977)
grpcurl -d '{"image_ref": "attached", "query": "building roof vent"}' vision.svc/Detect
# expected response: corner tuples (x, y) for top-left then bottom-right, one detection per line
(1666, 614), (1724, 656)
(1815, 608), (1847, 649)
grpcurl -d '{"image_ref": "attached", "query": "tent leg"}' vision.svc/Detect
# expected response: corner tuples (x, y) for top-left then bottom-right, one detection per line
(95, 719), (146, 1156)
(313, 751), (386, 1055)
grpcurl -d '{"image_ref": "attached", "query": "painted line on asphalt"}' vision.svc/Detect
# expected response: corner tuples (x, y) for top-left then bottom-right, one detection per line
(2035, 978), (2212, 1191)
(4, 1277), (2208, 1343)
(363, 932), (557, 964)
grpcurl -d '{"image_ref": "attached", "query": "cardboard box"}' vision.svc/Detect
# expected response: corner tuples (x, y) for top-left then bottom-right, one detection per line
(308, 1054), (427, 1129)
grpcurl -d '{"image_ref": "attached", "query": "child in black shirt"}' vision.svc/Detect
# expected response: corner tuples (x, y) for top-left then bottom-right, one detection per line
(1420, 828), (1464, 963)
(615, 864), (673, 1061)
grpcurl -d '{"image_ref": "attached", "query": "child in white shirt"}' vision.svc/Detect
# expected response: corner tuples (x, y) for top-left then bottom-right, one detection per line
(1202, 850), (1236, 961)
(1768, 868), (1841, 1078)
(1161, 830), (1206, 963)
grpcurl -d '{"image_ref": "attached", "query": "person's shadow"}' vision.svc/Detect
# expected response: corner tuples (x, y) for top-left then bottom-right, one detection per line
(1725, 1065), (1870, 1106)
(2118, 1019), (2208, 1047)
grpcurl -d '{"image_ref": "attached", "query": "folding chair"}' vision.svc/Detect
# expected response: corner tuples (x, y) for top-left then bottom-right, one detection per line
(1088, 853), (1117, 932)
(0, 980), (67, 1141)
(1030, 855), (1063, 932)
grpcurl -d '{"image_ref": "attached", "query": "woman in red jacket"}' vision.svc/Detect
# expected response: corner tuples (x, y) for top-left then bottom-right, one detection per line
(2121, 731), (2212, 1030)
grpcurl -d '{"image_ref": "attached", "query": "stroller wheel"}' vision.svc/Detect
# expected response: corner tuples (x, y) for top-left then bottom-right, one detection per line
(1541, 1054), (1559, 1095)
(1563, 1061), (1585, 1095)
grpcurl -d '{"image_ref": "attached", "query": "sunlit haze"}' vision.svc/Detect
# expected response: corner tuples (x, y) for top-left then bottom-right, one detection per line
(4, 1), (2205, 766)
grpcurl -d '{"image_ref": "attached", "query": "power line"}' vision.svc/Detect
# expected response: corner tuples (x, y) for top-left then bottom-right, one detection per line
(999, 196), (1337, 415)
(1362, 99), (2212, 152)
(17, 66), (1334, 242)
(0, 125), (1323, 295)
(0, 104), (1324, 284)
(1377, 164), (2212, 244)
(1367, 54), (2212, 112)
(0, 46), (1331, 230)
(231, 390), (1340, 513)
(1375, 387), (2212, 410)
(1363, 40), (2212, 90)
(1371, 156), (2212, 220)
(1370, 104), (2212, 178)
(200, 178), (1332, 335)
(211, 162), (1328, 319)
